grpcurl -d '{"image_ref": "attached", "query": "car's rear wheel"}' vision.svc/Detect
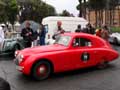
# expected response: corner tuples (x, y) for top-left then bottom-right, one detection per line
(32, 61), (51, 80)
(97, 60), (108, 69)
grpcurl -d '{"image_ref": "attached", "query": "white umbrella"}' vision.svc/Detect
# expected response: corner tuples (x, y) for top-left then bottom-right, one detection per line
(21, 20), (40, 32)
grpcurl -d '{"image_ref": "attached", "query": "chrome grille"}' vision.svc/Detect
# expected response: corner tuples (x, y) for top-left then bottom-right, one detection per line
(14, 54), (21, 65)
(14, 58), (19, 65)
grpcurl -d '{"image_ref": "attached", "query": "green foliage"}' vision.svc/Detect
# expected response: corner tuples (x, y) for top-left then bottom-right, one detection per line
(7, 0), (18, 25)
(88, 0), (106, 10)
(0, 0), (6, 23)
(19, 0), (56, 23)
(87, 0), (119, 10)
(76, 0), (82, 10)
(111, 27), (120, 33)
(0, 0), (18, 25)
(76, 0), (119, 12)
(59, 10), (71, 16)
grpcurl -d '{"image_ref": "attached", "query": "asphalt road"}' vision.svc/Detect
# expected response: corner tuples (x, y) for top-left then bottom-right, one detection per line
(0, 45), (120, 90)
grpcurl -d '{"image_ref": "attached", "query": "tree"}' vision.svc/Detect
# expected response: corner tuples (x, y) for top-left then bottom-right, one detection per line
(0, 0), (19, 26)
(19, 0), (56, 23)
(105, 0), (119, 26)
(0, 0), (6, 23)
(7, 0), (19, 25)
(76, 0), (83, 17)
(86, 0), (119, 27)
(83, 0), (87, 18)
(88, 0), (106, 27)
(59, 10), (71, 16)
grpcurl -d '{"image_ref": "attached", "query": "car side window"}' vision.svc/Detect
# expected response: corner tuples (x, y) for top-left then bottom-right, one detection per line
(73, 37), (92, 47)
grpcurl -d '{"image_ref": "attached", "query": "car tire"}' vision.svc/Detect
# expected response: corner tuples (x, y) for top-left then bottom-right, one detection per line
(114, 38), (118, 45)
(32, 61), (51, 81)
(97, 60), (108, 69)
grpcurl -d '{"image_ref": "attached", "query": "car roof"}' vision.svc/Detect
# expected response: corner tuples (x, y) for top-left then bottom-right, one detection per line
(63, 32), (95, 37)
(62, 32), (107, 47)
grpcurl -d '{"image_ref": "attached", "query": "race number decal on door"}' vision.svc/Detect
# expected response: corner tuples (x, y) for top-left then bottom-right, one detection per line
(81, 52), (90, 62)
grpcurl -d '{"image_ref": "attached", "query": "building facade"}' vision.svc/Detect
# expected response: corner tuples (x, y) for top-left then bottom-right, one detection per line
(86, 4), (120, 27)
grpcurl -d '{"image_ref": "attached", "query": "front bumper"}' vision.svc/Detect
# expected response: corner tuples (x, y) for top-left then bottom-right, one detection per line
(14, 58), (24, 71)
(16, 65), (24, 71)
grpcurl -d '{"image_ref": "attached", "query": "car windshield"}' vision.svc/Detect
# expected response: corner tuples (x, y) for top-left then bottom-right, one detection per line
(55, 36), (71, 46)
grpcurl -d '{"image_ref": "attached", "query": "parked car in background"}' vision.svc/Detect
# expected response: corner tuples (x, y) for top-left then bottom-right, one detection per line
(0, 32), (25, 56)
(14, 33), (119, 80)
(109, 32), (120, 45)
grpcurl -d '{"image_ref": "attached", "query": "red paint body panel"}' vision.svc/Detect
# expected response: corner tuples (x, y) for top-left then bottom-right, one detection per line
(15, 33), (119, 75)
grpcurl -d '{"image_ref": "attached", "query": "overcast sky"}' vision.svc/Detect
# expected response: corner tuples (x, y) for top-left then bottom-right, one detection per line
(42, 0), (79, 16)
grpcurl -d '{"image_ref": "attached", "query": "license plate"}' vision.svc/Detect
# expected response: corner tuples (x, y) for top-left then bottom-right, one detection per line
(16, 66), (23, 71)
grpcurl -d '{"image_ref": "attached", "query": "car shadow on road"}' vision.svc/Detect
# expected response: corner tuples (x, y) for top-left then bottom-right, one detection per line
(0, 55), (14, 61)
(16, 63), (117, 82)
(50, 64), (116, 79)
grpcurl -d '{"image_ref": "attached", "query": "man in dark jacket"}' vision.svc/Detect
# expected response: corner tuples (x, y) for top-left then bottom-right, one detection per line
(85, 23), (95, 34)
(21, 21), (34, 48)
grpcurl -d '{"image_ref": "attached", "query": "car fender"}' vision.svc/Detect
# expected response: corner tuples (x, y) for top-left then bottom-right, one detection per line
(4, 41), (17, 51)
(11, 41), (23, 50)
(21, 50), (69, 75)
(9, 41), (17, 49)
(21, 53), (56, 75)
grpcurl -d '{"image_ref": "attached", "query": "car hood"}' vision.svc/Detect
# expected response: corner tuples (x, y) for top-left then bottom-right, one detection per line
(20, 44), (67, 55)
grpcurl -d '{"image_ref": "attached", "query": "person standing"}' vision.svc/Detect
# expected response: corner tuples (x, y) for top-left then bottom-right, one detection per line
(0, 26), (4, 50)
(101, 25), (110, 41)
(96, 28), (102, 37)
(21, 21), (34, 48)
(4, 25), (12, 38)
(31, 29), (38, 47)
(85, 23), (95, 34)
(39, 24), (46, 45)
(75, 24), (82, 32)
(53, 21), (65, 40)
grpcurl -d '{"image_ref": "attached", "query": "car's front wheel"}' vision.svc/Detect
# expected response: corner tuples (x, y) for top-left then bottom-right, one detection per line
(32, 61), (51, 80)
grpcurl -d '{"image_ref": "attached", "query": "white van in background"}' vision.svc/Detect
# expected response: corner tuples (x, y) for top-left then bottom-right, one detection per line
(42, 16), (88, 44)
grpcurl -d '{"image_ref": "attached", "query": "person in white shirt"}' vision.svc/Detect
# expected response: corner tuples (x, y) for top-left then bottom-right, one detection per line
(46, 35), (55, 45)
(0, 26), (4, 50)
(53, 21), (65, 40)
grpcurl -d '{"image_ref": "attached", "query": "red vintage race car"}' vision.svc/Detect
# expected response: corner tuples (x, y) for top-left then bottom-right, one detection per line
(14, 33), (119, 80)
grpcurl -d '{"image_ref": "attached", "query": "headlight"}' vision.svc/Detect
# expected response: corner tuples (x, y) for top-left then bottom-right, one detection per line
(19, 55), (24, 63)
(16, 54), (24, 63)
(15, 51), (19, 57)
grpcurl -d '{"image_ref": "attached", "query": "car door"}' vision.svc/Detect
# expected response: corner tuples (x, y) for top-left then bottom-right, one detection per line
(72, 37), (97, 69)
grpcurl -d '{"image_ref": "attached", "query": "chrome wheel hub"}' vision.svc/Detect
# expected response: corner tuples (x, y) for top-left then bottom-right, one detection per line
(39, 67), (46, 74)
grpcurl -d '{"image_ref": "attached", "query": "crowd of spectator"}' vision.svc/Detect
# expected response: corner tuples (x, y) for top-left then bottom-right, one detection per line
(75, 23), (110, 42)
(0, 20), (111, 50)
